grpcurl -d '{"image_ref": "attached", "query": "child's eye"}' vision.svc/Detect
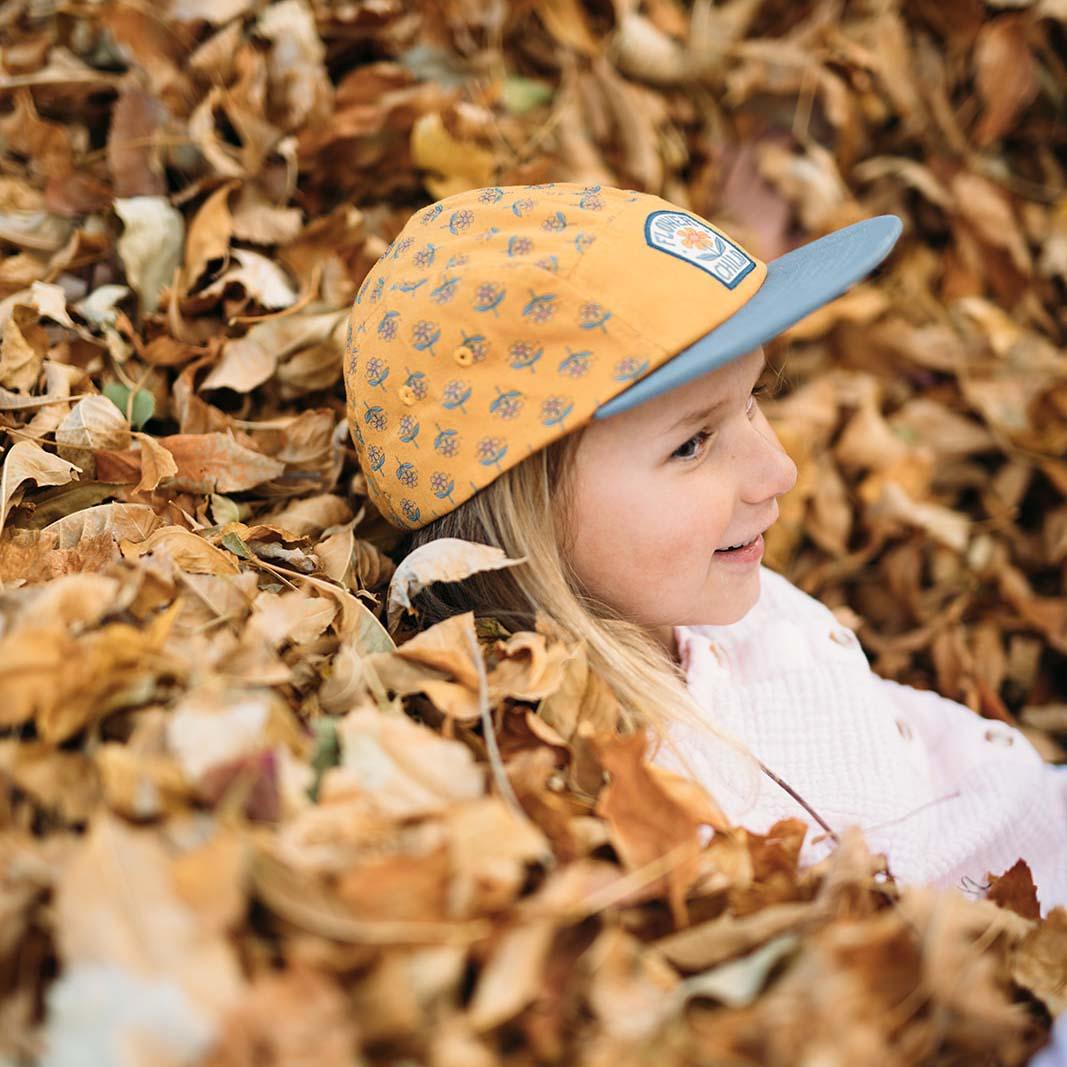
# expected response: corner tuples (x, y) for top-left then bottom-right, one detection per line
(671, 382), (774, 462)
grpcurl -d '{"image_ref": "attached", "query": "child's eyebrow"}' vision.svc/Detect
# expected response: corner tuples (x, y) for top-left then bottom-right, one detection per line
(661, 353), (768, 436)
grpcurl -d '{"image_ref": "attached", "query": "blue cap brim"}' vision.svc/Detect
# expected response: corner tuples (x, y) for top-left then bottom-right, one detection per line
(594, 214), (903, 420)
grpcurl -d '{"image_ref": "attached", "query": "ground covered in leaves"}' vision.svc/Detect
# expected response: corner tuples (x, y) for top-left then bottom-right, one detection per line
(1, 0), (1067, 1064)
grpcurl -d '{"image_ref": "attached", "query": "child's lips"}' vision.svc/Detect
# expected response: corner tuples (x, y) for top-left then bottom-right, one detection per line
(713, 533), (765, 565)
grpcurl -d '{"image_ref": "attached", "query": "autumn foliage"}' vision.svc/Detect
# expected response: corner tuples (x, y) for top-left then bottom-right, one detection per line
(1, 1), (1066, 1065)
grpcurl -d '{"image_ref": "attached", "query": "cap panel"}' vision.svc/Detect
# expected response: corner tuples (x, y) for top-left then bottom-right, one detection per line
(569, 194), (767, 371)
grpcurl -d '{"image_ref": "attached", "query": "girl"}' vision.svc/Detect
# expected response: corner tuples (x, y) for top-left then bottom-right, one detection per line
(343, 182), (1067, 914)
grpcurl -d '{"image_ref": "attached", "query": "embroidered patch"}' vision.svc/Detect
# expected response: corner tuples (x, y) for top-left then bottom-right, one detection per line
(644, 211), (755, 289)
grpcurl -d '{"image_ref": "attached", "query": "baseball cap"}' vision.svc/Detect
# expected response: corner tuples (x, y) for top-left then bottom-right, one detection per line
(343, 183), (901, 529)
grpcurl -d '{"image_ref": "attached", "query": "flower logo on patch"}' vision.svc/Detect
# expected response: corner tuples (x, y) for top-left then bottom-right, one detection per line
(644, 210), (755, 289)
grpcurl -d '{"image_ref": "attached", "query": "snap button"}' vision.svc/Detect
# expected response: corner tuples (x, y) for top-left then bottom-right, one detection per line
(453, 345), (475, 366)
(829, 628), (856, 647)
(399, 385), (418, 406)
(983, 729), (1014, 747)
(895, 719), (913, 741)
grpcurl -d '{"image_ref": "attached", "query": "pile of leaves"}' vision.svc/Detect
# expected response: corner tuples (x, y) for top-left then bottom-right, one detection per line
(1, 0), (1066, 1063)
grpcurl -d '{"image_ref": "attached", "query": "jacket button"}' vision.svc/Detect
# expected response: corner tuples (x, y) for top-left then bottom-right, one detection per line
(983, 729), (1014, 747)
(453, 345), (475, 366)
(399, 385), (418, 406)
(829, 628), (856, 647)
(896, 719), (913, 741)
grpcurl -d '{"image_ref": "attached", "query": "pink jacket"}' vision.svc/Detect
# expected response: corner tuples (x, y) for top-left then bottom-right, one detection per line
(655, 567), (1067, 914)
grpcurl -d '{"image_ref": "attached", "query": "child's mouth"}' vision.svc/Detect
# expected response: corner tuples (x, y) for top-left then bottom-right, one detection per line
(714, 533), (764, 563)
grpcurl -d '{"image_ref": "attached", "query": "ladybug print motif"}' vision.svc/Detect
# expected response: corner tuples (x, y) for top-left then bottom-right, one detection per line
(433, 425), (460, 457)
(365, 356), (389, 389)
(398, 413), (420, 447)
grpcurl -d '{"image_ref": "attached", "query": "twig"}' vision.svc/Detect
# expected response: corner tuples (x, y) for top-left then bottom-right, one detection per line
(757, 757), (840, 844)
(463, 623), (525, 820)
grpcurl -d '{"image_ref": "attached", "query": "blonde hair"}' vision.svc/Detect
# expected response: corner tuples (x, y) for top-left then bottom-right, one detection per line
(406, 429), (759, 800)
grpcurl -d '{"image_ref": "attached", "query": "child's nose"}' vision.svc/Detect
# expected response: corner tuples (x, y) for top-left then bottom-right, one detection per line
(743, 422), (798, 503)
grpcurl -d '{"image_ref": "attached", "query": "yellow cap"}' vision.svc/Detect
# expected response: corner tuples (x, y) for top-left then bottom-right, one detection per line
(343, 183), (766, 529)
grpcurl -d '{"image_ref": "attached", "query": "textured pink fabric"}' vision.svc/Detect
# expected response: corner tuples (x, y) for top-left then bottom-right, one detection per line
(654, 567), (1067, 914)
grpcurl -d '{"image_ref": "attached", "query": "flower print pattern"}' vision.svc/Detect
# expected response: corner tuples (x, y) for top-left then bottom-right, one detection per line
(522, 291), (557, 324)
(398, 413), (420, 447)
(430, 471), (455, 502)
(574, 232), (595, 254)
(343, 184), (698, 529)
(441, 379), (472, 413)
(460, 332), (490, 362)
(489, 387), (524, 420)
(433, 425), (460, 457)
(378, 310), (399, 341)
(430, 275), (460, 304)
(447, 209), (474, 234)
(411, 319), (440, 355)
(578, 186), (604, 210)
(508, 340), (542, 371)
(403, 369), (429, 400)
(541, 396), (573, 427)
(363, 402), (387, 432)
(366, 444), (386, 473)
(391, 278), (426, 296)
(579, 302), (611, 331)
(678, 226), (714, 251)
(365, 356), (389, 389)
(476, 436), (507, 469)
(473, 282), (505, 314)
(614, 356), (649, 382)
(558, 347), (594, 378)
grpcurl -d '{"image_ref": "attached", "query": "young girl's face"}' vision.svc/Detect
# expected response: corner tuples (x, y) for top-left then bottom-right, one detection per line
(566, 347), (797, 655)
